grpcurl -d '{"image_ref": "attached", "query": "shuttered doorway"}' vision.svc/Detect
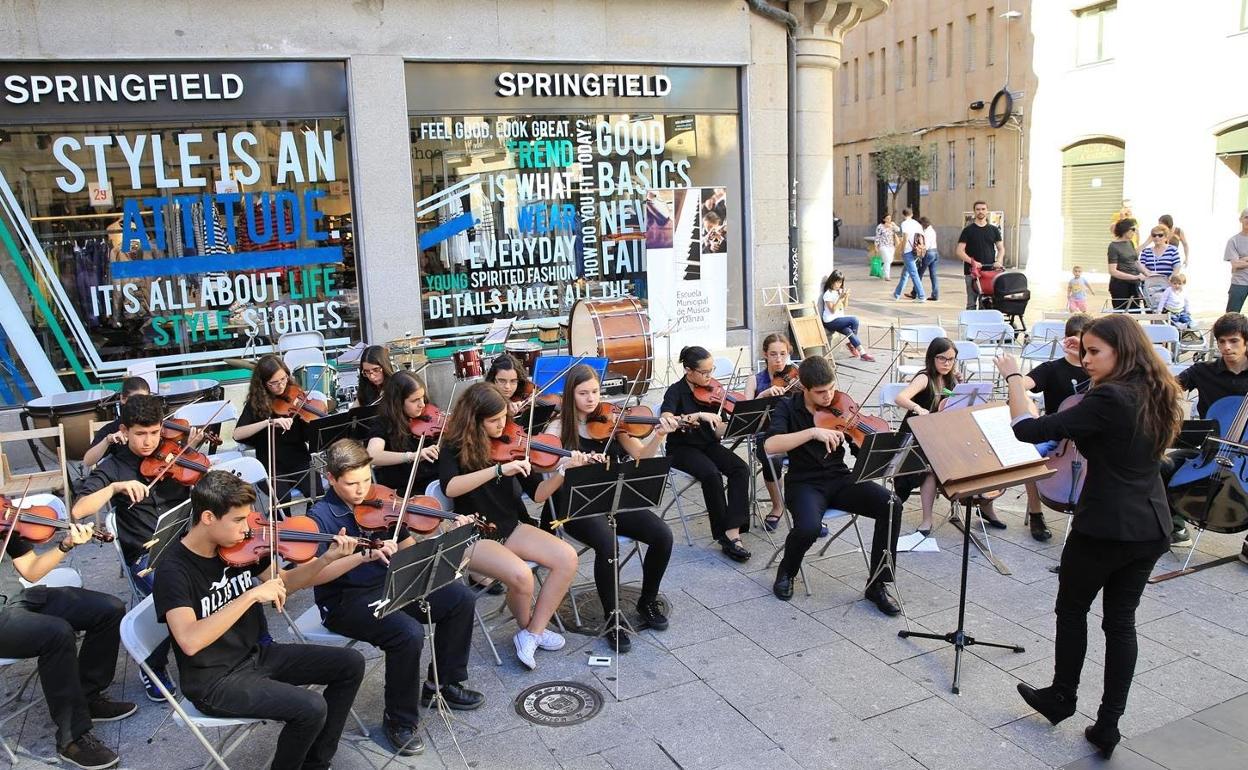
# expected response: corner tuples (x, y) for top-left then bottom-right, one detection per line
(1061, 140), (1125, 272)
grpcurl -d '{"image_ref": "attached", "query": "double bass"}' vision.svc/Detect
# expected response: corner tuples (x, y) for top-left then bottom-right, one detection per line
(1169, 395), (1248, 534)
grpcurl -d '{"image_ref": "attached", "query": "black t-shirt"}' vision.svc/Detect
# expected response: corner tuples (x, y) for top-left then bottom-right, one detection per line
(1107, 240), (1141, 278)
(0, 536), (34, 606)
(365, 421), (439, 493)
(438, 442), (541, 539)
(307, 488), (410, 610)
(660, 379), (718, 449)
(765, 394), (851, 486)
(237, 403), (311, 474)
(899, 380), (942, 435)
(1028, 358), (1091, 415)
(542, 423), (634, 522)
(90, 418), (123, 460)
(152, 540), (269, 700)
(957, 222), (1002, 274)
(1177, 359), (1248, 419)
(75, 445), (190, 563)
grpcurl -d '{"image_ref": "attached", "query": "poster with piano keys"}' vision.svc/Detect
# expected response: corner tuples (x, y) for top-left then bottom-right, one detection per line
(644, 186), (728, 354)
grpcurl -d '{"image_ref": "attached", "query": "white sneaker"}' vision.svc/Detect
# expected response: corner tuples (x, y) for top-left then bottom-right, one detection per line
(513, 630), (538, 670)
(535, 628), (566, 651)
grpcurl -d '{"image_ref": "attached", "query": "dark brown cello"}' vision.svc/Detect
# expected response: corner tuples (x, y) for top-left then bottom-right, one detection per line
(1033, 393), (1087, 515)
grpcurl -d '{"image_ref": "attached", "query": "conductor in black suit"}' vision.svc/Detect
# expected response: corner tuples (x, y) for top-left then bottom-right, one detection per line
(995, 314), (1183, 760)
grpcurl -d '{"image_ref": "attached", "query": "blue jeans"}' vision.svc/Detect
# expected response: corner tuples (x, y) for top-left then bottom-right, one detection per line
(129, 554), (174, 670)
(823, 316), (862, 349)
(916, 251), (940, 298)
(893, 252), (925, 300)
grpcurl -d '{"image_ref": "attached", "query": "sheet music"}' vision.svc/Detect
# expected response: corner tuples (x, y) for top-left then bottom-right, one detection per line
(972, 406), (1042, 467)
(897, 531), (940, 553)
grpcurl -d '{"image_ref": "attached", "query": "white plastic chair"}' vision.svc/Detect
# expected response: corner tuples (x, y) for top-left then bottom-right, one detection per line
(957, 309), (1004, 339)
(121, 596), (269, 770)
(1142, 324), (1180, 361)
(277, 330), (325, 354)
(0, 658), (40, 764)
(283, 347), (327, 371)
(18, 566), (82, 590)
(173, 399), (239, 426)
(897, 325), (947, 379)
(878, 383), (909, 427)
(1153, 344), (1175, 364)
(953, 341), (992, 381)
(1029, 320), (1066, 342)
(963, 321), (1015, 346)
(125, 359), (159, 391)
(105, 510), (145, 605)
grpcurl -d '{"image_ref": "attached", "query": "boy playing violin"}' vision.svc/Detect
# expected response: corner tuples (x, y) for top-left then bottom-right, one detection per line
(155, 470), (363, 770)
(82, 376), (151, 467)
(73, 393), (206, 701)
(763, 356), (903, 614)
(306, 439), (483, 757)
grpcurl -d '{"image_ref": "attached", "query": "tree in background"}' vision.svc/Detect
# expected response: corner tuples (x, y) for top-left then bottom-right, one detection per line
(873, 135), (933, 216)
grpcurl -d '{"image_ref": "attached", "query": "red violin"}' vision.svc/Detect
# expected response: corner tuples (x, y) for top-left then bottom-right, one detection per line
(1, 496), (114, 544)
(218, 510), (382, 567)
(583, 403), (697, 441)
(814, 391), (890, 447)
(272, 382), (330, 422)
(408, 403), (446, 439)
(354, 484), (495, 535)
(161, 417), (222, 447)
(771, 365), (801, 391)
(140, 438), (212, 487)
(691, 377), (746, 415)
(490, 421), (583, 471)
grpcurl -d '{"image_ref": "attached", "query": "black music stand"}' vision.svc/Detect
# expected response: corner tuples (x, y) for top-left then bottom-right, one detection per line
(721, 396), (780, 541)
(1175, 419), (1218, 451)
(137, 499), (193, 577)
(369, 525), (479, 768)
(308, 404), (379, 448)
(554, 456), (670, 701)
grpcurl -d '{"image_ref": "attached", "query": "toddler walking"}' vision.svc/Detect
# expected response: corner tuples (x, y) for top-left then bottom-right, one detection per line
(1067, 265), (1095, 312)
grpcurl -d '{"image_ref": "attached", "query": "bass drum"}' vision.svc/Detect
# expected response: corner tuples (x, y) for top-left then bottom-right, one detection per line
(24, 390), (115, 461)
(568, 298), (652, 390)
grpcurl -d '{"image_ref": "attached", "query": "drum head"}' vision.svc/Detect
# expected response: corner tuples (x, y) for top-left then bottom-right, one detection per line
(568, 301), (601, 357)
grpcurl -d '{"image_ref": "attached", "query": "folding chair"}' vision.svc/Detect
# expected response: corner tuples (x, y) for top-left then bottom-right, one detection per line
(282, 608), (370, 737)
(0, 425), (73, 506)
(658, 466), (701, 547)
(548, 498), (644, 628)
(953, 341), (992, 381)
(896, 325), (947, 379)
(120, 596), (272, 770)
(1141, 324), (1180, 362)
(1028, 320), (1066, 343)
(877, 383), (909, 428)
(0, 657), (41, 764)
(105, 510), (146, 606)
(957, 309), (1004, 339)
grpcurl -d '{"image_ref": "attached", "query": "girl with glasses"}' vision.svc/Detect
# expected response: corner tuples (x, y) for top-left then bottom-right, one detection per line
(234, 354), (321, 502)
(353, 344), (394, 407)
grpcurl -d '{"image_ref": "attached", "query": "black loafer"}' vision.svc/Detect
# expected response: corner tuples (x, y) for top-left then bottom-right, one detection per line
(864, 583), (901, 616)
(773, 571), (794, 601)
(719, 537), (751, 562)
(421, 682), (484, 711)
(605, 628), (632, 653)
(1028, 513), (1051, 541)
(384, 719), (424, 756)
(980, 515), (1008, 530)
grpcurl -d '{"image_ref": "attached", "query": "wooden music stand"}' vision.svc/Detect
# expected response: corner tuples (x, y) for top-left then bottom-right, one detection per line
(898, 403), (1054, 694)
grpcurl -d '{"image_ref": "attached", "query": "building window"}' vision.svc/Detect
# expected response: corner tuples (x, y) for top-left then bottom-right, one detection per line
(948, 141), (956, 190)
(987, 135), (997, 187)
(854, 57), (860, 102)
(911, 35), (919, 86)
(866, 52), (874, 99)
(928, 28), (938, 81)
(880, 47), (887, 96)
(966, 14), (977, 71)
(856, 154), (863, 195)
(986, 7), (996, 66)
(967, 137), (977, 189)
(896, 41), (905, 91)
(843, 155), (851, 195)
(946, 22), (954, 77)
(1075, 2), (1116, 66)
(929, 143), (939, 191)
(840, 65), (849, 105)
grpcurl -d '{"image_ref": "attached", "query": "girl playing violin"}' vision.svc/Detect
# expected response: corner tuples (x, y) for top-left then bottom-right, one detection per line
(540, 364), (680, 652)
(660, 346), (752, 562)
(366, 371), (441, 494)
(438, 382), (581, 670)
(234, 354), (320, 502)
(893, 337), (1004, 534)
(743, 333), (798, 530)
(353, 344), (394, 407)
(484, 353), (531, 416)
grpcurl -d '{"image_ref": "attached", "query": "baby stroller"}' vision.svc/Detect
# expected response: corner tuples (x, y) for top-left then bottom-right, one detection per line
(975, 269), (1031, 336)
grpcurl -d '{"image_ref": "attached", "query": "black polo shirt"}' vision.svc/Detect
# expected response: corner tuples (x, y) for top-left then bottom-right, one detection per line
(765, 393), (851, 486)
(660, 379), (718, 449)
(1028, 358), (1090, 415)
(75, 445), (190, 563)
(1177, 358), (1248, 418)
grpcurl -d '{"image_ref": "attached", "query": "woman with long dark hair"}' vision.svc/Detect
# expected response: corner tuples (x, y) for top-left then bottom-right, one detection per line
(353, 344), (393, 407)
(365, 371), (441, 493)
(998, 314), (1182, 758)
(233, 354), (318, 501)
(539, 364), (679, 651)
(484, 353), (531, 416)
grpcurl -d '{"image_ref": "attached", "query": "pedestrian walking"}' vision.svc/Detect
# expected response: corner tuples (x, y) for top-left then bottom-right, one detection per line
(874, 212), (897, 281)
(907, 216), (940, 300)
(1067, 265), (1095, 312)
(892, 208), (926, 302)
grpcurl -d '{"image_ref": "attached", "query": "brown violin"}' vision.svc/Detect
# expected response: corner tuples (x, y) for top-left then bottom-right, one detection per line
(218, 510), (382, 567)
(408, 403), (445, 439)
(490, 421), (582, 471)
(690, 378), (746, 415)
(272, 382), (331, 422)
(140, 438), (212, 487)
(814, 391), (890, 447)
(1032, 393), (1087, 514)
(513, 380), (562, 412)
(1, 496), (114, 544)
(771, 365), (801, 391)
(354, 484), (495, 535)
(583, 403), (696, 440)
(161, 417), (222, 447)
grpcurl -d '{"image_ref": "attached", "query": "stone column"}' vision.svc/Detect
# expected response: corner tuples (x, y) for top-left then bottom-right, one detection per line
(788, 1), (889, 303)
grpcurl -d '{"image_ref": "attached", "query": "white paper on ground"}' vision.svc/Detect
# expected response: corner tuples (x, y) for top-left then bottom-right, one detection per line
(897, 531), (940, 552)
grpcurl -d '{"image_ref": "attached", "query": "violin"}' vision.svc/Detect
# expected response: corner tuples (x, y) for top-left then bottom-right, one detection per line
(513, 381), (562, 412)
(217, 510), (382, 567)
(354, 484), (495, 536)
(814, 391), (891, 447)
(583, 403), (694, 440)
(690, 377), (746, 415)
(771, 365), (800, 392)
(140, 438), (212, 487)
(161, 417), (222, 447)
(272, 382), (330, 422)
(1032, 393), (1087, 515)
(1, 496), (114, 544)
(408, 403), (445, 439)
(490, 421), (583, 471)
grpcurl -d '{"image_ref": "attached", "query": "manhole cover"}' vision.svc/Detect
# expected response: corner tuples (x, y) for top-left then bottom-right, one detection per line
(513, 681), (603, 727)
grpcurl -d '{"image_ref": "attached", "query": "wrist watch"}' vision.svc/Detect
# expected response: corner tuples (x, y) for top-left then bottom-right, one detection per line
(58, 540), (74, 553)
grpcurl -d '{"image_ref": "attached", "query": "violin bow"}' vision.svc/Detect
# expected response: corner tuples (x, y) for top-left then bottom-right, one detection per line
(436, 379), (459, 451)
(600, 377), (642, 461)
(716, 348), (746, 420)
(142, 400), (229, 494)
(265, 413), (283, 612)
(394, 432), (427, 544)
(523, 384), (538, 466)
(0, 478), (34, 570)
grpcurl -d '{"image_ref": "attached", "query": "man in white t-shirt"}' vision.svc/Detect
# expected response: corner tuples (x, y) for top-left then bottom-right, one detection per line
(900, 208), (923, 255)
(1226, 208), (1248, 313)
(892, 208), (926, 302)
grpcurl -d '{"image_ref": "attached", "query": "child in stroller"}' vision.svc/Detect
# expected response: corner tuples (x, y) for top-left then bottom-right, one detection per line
(1154, 273), (1203, 343)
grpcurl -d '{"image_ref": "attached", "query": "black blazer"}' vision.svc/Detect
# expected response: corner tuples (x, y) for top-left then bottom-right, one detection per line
(1012, 382), (1169, 542)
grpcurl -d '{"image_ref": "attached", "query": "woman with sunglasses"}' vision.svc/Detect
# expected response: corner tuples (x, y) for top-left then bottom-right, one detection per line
(1107, 218), (1154, 310)
(1139, 226), (1182, 277)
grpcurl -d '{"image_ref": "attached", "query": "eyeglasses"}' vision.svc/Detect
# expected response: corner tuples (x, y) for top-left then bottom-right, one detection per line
(1151, 233), (1166, 238)
(934, 354), (958, 363)
(691, 367), (715, 376)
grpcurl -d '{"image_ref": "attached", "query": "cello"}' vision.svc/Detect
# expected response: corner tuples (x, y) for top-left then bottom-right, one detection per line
(1169, 395), (1248, 534)
(1033, 393), (1088, 515)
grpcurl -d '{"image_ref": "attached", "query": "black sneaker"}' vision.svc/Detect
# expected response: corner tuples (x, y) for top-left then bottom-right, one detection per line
(605, 628), (632, 653)
(636, 598), (669, 631)
(420, 682), (485, 711)
(383, 718), (424, 756)
(1170, 528), (1193, 547)
(88, 696), (137, 722)
(58, 732), (119, 769)
(139, 668), (178, 702)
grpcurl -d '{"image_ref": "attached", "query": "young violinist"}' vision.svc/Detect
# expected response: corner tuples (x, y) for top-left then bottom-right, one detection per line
(1017, 313), (1092, 542)
(154, 470), (364, 770)
(73, 393), (204, 701)
(661, 346), (752, 561)
(0, 517), (134, 769)
(366, 371), (442, 494)
(82, 376), (151, 467)
(353, 344), (394, 407)
(306, 439), (482, 757)
(233, 354), (320, 502)
(484, 352), (531, 416)
(998, 314), (1183, 759)
(893, 337), (1005, 534)
(1163, 312), (1248, 552)
(744, 333), (800, 531)
(540, 364), (679, 652)
(439, 381), (581, 670)
(763, 356), (903, 613)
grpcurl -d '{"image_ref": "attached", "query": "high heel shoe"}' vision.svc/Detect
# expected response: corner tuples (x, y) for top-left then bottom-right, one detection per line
(1016, 683), (1077, 725)
(1084, 723), (1121, 759)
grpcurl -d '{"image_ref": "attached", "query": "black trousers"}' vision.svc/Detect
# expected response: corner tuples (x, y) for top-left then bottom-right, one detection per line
(780, 477), (901, 586)
(1053, 530), (1167, 726)
(755, 437), (777, 483)
(669, 443), (750, 540)
(0, 587), (125, 749)
(1108, 278), (1143, 311)
(194, 642), (364, 770)
(322, 581), (475, 727)
(562, 507), (673, 612)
